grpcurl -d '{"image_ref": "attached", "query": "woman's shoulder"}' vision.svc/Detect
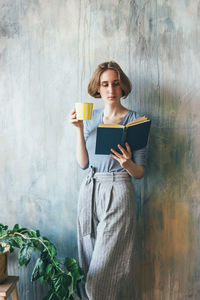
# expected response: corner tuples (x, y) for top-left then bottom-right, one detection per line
(125, 110), (143, 123)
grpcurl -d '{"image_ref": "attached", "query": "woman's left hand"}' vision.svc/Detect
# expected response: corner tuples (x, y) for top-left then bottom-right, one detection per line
(110, 142), (132, 169)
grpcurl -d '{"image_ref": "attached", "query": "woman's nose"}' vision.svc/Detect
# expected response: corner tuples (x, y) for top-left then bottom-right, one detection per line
(107, 84), (114, 93)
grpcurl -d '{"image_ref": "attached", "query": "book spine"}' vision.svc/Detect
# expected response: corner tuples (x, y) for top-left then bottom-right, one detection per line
(120, 128), (127, 147)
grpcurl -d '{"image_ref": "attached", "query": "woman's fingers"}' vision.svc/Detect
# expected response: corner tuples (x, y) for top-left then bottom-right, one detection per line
(69, 107), (83, 128)
(110, 153), (120, 162)
(110, 148), (122, 158)
(125, 142), (131, 154)
(70, 115), (76, 123)
(71, 118), (79, 124)
(69, 108), (77, 121)
(117, 144), (127, 155)
(71, 113), (76, 119)
(69, 108), (76, 116)
(110, 143), (132, 166)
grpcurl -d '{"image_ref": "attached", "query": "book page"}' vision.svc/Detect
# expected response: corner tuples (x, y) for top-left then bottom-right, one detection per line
(98, 123), (124, 128)
(98, 116), (150, 128)
(126, 117), (150, 127)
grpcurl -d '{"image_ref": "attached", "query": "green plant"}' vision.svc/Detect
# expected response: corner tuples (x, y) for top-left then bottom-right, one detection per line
(0, 223), (83, 300)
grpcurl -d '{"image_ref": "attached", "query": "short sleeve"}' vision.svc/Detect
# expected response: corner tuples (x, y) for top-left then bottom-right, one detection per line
(132, 147), (147, 170)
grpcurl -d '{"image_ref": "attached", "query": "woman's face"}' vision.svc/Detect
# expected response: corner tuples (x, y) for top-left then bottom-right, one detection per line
(97, 69), (123, 104)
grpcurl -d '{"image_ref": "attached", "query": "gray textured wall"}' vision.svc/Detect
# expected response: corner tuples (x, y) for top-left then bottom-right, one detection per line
(0, 0), (200, 299)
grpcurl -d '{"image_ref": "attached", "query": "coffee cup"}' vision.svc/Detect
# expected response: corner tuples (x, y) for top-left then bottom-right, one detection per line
(75, 102), (93, 120)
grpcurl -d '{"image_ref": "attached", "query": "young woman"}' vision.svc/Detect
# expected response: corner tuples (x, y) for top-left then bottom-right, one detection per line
(70, 61), (147, 300)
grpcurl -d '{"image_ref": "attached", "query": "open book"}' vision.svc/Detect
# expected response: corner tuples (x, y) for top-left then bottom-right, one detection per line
(95, 116), (151, 155)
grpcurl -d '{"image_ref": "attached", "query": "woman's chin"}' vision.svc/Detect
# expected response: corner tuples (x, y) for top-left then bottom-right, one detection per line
(102, 97), (121, 105)
(106, 97), (119, 103)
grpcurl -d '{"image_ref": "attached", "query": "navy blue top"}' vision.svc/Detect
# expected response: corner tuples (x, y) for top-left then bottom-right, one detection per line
(82, 108), (147, 172)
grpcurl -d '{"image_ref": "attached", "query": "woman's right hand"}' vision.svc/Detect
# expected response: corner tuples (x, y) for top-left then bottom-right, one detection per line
(69, 108), (83, 129)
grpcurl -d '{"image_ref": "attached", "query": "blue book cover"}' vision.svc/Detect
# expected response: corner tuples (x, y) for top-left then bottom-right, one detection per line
(95, 118), (151, 155)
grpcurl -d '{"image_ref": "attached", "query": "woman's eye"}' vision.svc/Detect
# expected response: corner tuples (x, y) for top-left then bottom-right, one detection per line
(100, 82), (120, 87)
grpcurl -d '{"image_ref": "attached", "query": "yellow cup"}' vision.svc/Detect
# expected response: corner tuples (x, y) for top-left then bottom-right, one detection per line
(75, 102), (93, 120)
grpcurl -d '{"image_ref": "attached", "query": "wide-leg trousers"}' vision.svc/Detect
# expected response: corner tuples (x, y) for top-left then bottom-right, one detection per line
(77, 167), (137, 300)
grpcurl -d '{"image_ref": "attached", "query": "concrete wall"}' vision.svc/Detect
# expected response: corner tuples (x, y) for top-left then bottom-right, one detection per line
(0, 0), (200, 299)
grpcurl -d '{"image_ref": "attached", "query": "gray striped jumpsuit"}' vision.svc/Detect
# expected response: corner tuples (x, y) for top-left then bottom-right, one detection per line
(77, 108), (147, 300)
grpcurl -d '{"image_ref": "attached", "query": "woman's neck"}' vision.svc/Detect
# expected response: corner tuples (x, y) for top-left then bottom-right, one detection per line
(103, 103), (128, 119)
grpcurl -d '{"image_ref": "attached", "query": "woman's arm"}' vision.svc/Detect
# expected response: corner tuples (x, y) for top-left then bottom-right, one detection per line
(69, 108), (89, 168)
(76, 127), (89, 168)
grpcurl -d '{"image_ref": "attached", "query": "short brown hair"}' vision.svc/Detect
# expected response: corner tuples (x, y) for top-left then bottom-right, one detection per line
(88, 61), (132, 99)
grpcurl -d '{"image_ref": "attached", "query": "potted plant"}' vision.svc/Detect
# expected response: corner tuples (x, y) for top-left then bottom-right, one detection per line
(0, 223), (83, 300)
(0, 243), (9, 283)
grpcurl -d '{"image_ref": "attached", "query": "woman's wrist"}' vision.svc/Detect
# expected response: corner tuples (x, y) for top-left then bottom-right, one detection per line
(123, 159), (144, 178)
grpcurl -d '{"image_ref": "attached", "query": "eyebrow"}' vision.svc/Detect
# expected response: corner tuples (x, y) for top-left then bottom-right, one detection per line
(101, 80), (120, 83)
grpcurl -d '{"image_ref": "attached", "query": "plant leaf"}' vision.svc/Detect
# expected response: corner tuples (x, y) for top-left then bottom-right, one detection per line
(52, 273), (71, 298)
(46, 263), (53, 275)
(43, 290), (60, 300)
(64, 257), (84, 297)
(27, 231), (37, 238)
(0, 244), (5, 254)
(18, 245), (32, 266)
(0, 224), (8, 236)
(48, 243), (57, 258)
(0, 224), (8, 230)
(18, 227), (28, 233)
(41, 250), (52, 268)
(32, 239), (44, 252)
(40, 276), (45, 285)
(9, 237), (21, 248)
(31, 258), (45, 281)
(53, 257), (60, 267)
(64, 258), (78, 272)
(42, 236), (51, 242)
(64, 257), (83, 281)
(12, 224), (20, 232)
